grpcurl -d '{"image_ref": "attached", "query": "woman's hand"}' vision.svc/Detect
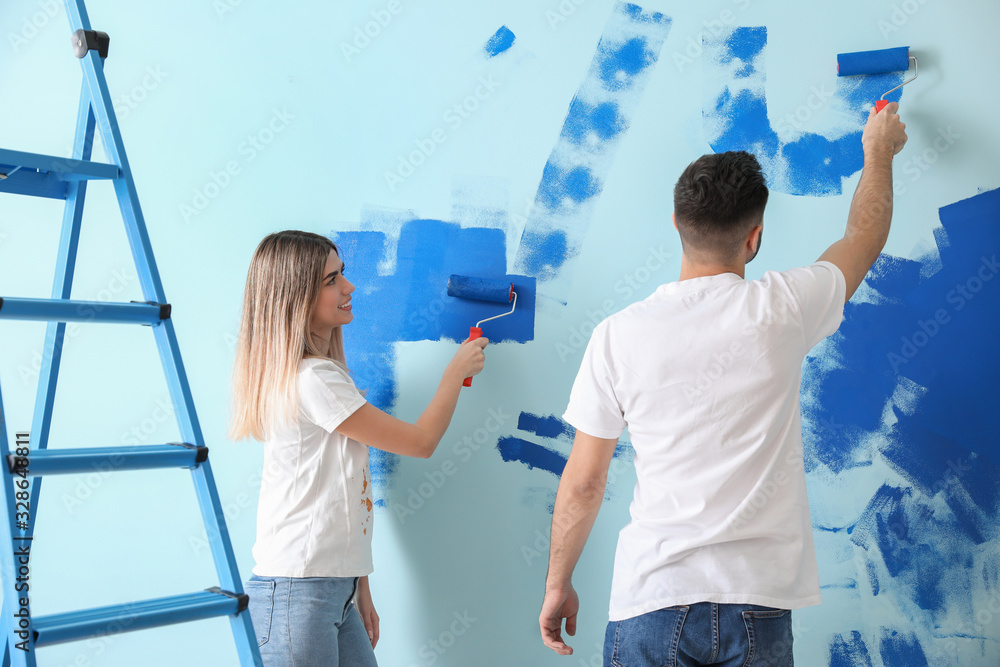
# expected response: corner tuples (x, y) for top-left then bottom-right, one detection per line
(445, 336), (489, 383)
(356, 576), (379, 649)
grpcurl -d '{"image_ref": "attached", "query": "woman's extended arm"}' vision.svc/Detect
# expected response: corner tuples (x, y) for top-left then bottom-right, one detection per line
(335, 337), (488, 458)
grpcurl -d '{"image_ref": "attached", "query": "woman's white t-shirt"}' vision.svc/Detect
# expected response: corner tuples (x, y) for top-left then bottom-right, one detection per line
(251, 357), (373, 577)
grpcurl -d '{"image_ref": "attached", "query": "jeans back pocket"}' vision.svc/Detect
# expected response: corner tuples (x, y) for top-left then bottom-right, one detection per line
(741, 608), (793, 666)
(245, 579), (277, 647)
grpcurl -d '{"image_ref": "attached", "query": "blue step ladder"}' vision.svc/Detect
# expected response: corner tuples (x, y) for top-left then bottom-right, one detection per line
(0, 1), (262, 665)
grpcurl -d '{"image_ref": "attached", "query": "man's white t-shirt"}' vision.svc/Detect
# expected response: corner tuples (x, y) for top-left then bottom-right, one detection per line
(563, 261), (847, 622)
(251, 357), (373, 577)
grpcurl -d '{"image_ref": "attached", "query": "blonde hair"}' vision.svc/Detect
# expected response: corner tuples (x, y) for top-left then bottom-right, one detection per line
(227, 230), (346, 442)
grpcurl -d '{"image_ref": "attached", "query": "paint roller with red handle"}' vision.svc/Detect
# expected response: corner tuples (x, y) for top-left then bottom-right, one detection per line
(446, 274), (516, 387)
(837, 46), (918, 112)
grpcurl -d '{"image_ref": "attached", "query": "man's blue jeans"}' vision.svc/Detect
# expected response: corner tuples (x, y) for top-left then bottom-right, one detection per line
(245, 574), (378, 667)
(604, 602), (793, 666)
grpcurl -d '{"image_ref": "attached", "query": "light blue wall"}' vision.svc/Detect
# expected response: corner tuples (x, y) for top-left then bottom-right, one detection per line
(1, 1), (998, 665)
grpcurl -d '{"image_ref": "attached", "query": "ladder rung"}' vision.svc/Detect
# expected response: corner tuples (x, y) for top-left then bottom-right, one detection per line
(7, 443), (207, 477)
(0, 148), (119, 200)
(0, 297), (170, 324)
(32, 588), (247, 647)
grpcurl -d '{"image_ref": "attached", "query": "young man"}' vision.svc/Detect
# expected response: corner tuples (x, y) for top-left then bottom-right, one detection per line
(539, 103), (907, 666)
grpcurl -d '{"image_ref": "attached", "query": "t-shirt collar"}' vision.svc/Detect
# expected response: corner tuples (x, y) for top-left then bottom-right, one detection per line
(657, 271), (744, 294)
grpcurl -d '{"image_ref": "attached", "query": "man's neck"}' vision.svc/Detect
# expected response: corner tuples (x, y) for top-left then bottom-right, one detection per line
(678, 253), (746, 281)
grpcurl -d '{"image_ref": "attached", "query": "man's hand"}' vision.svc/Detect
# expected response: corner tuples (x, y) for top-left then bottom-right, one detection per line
(862, 101), (908, 158)
(539, 585), (580, 655)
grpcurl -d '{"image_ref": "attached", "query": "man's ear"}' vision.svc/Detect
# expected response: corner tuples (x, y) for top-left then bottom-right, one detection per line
(672, 212), (677, 231)
(745, 224), (763, 263)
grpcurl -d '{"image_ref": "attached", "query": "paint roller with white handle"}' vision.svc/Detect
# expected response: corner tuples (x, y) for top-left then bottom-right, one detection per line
(837, 46), (918, 112)
(446, 274), (516, 387)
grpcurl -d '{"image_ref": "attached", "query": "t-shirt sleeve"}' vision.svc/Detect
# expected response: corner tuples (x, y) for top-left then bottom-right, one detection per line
(298, 362), (368, 433)
(562, 320), (627, 440)
(779, 260), (847, 350)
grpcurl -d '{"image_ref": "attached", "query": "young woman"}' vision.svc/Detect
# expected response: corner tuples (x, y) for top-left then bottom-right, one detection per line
(227, 230), (488, 666)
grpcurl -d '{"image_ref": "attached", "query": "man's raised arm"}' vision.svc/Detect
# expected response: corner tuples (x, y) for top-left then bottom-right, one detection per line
(819, 102), (909, 302)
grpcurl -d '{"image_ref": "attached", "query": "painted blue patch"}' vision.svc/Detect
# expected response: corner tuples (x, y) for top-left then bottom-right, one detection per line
(497, 437), (567, 476)
(724, 26), (766, 63)
(518, 229), (569, 281)
(866, 559), (879, 596)
(829, 631), (874, 667)
(536, 162), (601, 211)
(513, 3), (672, 281)
(598, 37), (655, 90)
(484, 25), (515, 57)
(702, 26), (905, 196)
(879, 630), (929, 666)
(499, 413), (633, 484)
(518, 412), (573, 439)
(562, 99), (625, 145)
(334, 219), (537, 494)
(805, 189), (1000, 657)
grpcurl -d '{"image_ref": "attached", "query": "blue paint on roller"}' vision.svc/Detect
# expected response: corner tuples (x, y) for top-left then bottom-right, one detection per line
(518, 412), (573, 439)
(496, 437), (567, 477)
(702, 26), (906, 196)
(484, 25), (515, 57)
(447, 275), (512, 304)
(837, 46), (910, 76)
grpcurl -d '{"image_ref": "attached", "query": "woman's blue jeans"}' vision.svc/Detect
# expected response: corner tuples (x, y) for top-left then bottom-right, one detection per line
(244, 574), (378, 667)
(604, 602), (793, 667)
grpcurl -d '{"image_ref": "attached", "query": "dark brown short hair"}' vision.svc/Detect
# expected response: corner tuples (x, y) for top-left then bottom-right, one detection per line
(673, 151), (768, 261)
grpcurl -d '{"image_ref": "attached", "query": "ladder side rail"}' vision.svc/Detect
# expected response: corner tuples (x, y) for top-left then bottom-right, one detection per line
(153, 324), (250, 593)
(25, 79), (98, 542)
(68, 0), (251, 610)
(66, 3), (263, 663)
(63, 2), (262, 663)
(76, 50), (165, 304)
(1, 75), (99, 667)
(0, 380), (38, 667)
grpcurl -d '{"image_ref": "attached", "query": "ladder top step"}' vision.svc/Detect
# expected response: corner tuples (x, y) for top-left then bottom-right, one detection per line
(0, 147), (118, 181)
(32, 588), (248, 647)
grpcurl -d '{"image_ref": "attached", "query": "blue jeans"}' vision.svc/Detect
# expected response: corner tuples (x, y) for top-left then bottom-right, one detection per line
(245, 574), (378, 667)
(604, 603), (793, 667)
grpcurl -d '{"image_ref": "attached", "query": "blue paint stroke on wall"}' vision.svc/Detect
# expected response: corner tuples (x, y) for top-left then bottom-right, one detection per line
(484, 26), (515, 57)
(335, 219), (537, 496)
(802, 188), (1000, 661)
(702, 27), (905, 196)
(497, 412), (635, 511)
(497, 437), (567, 476)
(514, 3), (672, 282)
(829, 631), (873, 667)
(879, 630), (929, 666)
(518, 412), (573, 439)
